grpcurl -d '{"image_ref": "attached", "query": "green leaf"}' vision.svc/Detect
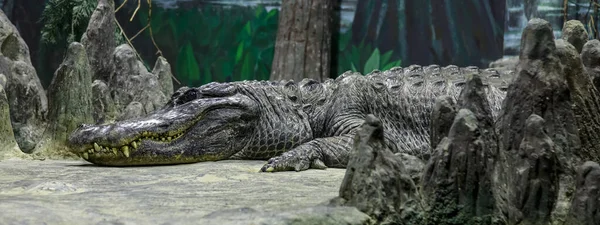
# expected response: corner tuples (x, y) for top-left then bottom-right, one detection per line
(381, 50), (394, 67)
(363, 48), (380, 74)
(382, 60), (402, 71)
(351, 45), (361, 73)
(240, 53), (254, 81)
(176, 42), (201, 82)
(244, 22), (252, 35)
(202, 66), (212, 85)
(351, 62), (358, 73)
(235, 42), (244, 64)
(266, 9), (278, 20)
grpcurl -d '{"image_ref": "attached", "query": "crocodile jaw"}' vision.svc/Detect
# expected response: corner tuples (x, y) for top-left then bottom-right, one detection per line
(68, 94), (257, 166)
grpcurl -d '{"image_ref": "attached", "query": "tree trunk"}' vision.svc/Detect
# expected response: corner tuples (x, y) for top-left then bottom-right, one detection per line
(270, 0), (335, 82)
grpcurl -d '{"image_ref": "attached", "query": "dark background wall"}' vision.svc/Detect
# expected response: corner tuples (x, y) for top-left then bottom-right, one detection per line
(1, 0), (595, 88)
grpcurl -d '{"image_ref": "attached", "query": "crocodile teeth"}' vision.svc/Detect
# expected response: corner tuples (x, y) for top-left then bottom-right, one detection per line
(93, 143), (101, 151)
(132, 141), (138, 149)
(122, 146), (130, 157)
(82, 152), (89, 160)
(88, 149), (94, 154)
(112, 148), (118, 155)
(167, 137), (171, 141)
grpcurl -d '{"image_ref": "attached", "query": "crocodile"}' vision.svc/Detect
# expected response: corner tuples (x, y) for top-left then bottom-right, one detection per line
(68, 65), (510, 172)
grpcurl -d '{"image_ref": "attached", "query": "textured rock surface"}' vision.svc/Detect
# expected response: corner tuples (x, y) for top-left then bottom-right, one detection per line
(565, 161), (600, 225)
(201, 206), (372, 225)
(497, 18), (581, 222)
(488, 56), (518, 71)
(0, 84), (27, 160)
(396, 153), (425, 185)
(422, 74), (499, 224)
(582, 39), (600, 99)
(119, 101), (144, 120)
(81, 0), (116, 82)
(506, 114), (560, 225)
(0, 160), (350, 224)
(35, 43), (93, 159)
(429, 95), (457, 150)
(0, 10), (47, 153)
(498, 18), (580, 173)
(152, 56), (174, 99)
(109, 44), (167, 117)
(91, 79), (117, 123)
(561, 20), (588, 53)
(339, 115), (422, 224)
(555, 39), (600, 163)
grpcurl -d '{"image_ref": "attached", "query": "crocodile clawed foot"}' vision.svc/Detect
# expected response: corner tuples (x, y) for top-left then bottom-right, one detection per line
(260, 151), (327, 172)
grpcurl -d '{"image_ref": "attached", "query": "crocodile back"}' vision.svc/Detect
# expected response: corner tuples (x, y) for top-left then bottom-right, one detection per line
(320, 65), (512, 158)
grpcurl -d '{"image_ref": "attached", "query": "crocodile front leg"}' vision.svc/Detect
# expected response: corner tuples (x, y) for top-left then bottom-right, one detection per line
(260, 134), (354, 172)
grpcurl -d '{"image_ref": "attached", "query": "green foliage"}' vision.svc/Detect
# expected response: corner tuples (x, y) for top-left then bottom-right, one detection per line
(138, 5), (278, 86)
(335, 30), (402, 75)
(40, 0), (96, 45)
(40, 0), (125, 47)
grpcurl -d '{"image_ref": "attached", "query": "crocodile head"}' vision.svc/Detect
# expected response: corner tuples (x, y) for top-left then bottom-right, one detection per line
(68, 82), (313, 166)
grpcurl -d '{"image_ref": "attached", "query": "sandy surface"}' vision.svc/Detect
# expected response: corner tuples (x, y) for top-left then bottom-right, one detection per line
(0, 159), (347, 224)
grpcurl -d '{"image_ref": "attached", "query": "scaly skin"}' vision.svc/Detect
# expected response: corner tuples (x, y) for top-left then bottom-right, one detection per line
(68, 65), (511, 171)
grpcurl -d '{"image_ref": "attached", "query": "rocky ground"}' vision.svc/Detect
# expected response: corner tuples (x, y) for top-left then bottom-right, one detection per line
(0, 160), (371, 225)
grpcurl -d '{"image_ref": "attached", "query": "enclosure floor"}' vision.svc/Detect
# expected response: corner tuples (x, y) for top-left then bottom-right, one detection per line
(0, 159), (345, 224)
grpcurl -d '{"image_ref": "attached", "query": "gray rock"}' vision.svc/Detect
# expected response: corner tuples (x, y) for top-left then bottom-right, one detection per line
(0, 10), (48, 153)
(555, 39), (600, 163)
(81, 0), (116, 82)
(0, 84), (26, 160)
(396, 153), (425, 186)
(91, 79), (117, 123)
(339, 114), (422, 224)
(422, 108), (498, 224)
(498, 18), (581, 222)
(499, 18), (580, 167)
(35, 42), (93, 159)
(561, 20), (589, 53)
(456, 73), (497, 160)
(565, 161), (600, 225)
(0, 73), (5, 87)
(429, 95), (457, 151)
(581, 39), (600, 96)
(507, 114), (560, 225)
(119, 101), (143, 120)
(0, 160), (349, 224)
(488, 56), (518, 71)
(152, 56), (174, 99)
(198, 206), (373, 225)
(109, 44), (167, 118)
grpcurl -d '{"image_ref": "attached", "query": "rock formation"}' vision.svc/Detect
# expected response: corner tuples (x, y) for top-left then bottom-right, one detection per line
(555, 39), (600, 163)
(34, 42), (94, 159)
(429, 95), (457, 150)
(582, 40), (600, 90)
(338, 114), (422, 224)
(422, 74), (499, 225)
(91, 79), (117, 123)
(561, 20), (589, 54)
(109, 44), (168, 119)
(506, 114), (561, 225)
(81, 0), (116, 82)
(497, 18), (582, 222)
(153, 56), (175, 99)
(564, 161), (600, 225)
(0, 9), (47, 153)
(0, 77), (28, 160)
